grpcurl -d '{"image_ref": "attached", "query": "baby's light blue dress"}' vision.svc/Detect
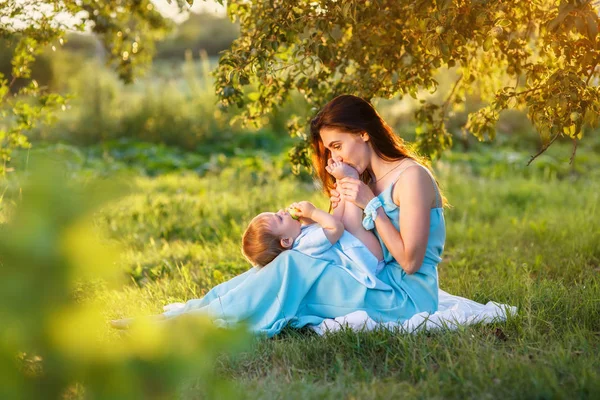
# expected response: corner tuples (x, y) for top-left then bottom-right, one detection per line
(293, 224), (390, 291)
(163, 165), (445, 337)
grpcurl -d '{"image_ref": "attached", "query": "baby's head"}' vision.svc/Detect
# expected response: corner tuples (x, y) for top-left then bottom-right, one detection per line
(242, 209), (302, 267)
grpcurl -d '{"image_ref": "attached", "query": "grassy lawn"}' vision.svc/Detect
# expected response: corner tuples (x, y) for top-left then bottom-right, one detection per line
(2, 141), (599, 398)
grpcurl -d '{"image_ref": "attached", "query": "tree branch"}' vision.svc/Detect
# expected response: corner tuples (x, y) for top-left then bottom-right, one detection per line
(0, 77), (18, 103)
(441, 74), (463, 119)
(514, 86), (542, 97)
(527, 133), (560, 166)
(569, 137), (578, 165)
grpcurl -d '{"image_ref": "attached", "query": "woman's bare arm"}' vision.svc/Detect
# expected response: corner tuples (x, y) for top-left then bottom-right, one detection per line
(373, 167), (435, 274)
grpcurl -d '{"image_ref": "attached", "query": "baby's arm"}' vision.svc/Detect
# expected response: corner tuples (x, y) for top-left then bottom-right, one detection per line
(326, 159), (384, 261)
(332, 192), (345, 223)
(291, 201), (343, 244)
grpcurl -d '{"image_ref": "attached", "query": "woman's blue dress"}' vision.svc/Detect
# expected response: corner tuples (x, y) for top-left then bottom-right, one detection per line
(163, 166), (446, 337)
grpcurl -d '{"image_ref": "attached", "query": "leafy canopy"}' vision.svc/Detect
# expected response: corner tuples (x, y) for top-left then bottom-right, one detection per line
(3, 0), (599, 175)
(210, 0), (600, 168)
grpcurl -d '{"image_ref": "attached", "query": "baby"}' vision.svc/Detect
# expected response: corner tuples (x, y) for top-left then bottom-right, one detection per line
(242, 160), (389, 290)
(111, 161), (388, 329)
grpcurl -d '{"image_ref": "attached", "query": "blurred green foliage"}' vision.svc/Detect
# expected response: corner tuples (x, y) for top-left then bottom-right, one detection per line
(0, 12), (238, 93)
(21, 53), (311, 155)
(0, 0), (178, 176)
(0, 160), (250, 399)
(17, 46), (595, 164)
(155, 12), (239, 59)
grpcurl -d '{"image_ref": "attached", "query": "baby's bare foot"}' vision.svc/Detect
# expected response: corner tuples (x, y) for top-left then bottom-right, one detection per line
(110, 314), (166, 330)
(327, 160), (359, 180)
(110, 317), (135, 330)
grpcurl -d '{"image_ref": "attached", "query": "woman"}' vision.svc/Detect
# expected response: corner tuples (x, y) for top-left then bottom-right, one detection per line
(311, 94), (446, 317)
(112, 95), (447, 336)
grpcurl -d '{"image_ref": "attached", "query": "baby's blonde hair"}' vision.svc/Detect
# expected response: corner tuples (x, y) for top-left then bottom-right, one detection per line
(242, 214), (286, 267)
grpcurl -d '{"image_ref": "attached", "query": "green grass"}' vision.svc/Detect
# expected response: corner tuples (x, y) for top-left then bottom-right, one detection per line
(2, 142), (599, 399)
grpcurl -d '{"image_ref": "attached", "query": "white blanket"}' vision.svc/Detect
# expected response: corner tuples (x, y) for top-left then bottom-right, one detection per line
(310, 289), (517, 335)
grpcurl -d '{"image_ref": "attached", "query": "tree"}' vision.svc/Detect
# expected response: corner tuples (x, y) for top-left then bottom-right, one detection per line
(0, 0), (180, 175)
(211, 0), (600, 169)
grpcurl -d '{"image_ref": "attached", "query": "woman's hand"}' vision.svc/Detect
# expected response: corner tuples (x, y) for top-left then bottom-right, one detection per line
(337, 177), (376, 209)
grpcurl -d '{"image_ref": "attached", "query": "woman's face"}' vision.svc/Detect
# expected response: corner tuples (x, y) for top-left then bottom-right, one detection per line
(319, 127), (371, 174)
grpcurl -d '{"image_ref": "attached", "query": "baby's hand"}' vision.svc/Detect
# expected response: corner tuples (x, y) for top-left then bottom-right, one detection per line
(288, 201), (316, 219)
(325, 158), (359, 180)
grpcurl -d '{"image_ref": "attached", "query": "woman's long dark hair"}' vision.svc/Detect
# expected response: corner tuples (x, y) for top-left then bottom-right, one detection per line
(310, 94), (436, 200)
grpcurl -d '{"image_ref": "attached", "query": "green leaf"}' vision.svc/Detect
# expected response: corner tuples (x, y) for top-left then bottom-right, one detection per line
(483, 36), (494, 52)
(440, 42), (450, 57)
